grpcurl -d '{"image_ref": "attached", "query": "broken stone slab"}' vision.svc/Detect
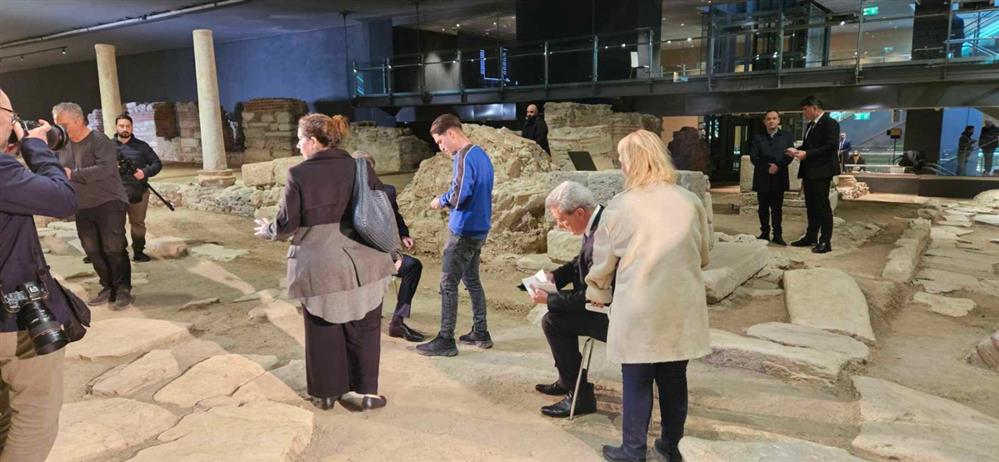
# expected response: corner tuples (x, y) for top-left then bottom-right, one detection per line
(248, 299), (299, 323)
(145, 236), (189, 259)
(915, 268), (999, 295)
(745, 322), (869, 362)
(48, 398), (178, 462)
(127, 401), (314, 462)
(974, 214), (999, 226)
(66, 318), (192, 360)
(851, 376), (999, 462)
(234, 289), (281, 303)
(546, 229), (581, 264)
(153, 354), (267, 408)
(702, 240), (769, 303)
(190, 244), (249, 262)
(90, 349), (181, 397)
(680, 436), (866, 462)
(783, 268), (875, 344)
(243, 354), (280, 370)
(703, 329), (850, 385)
(271, 359), (307, 393)
(913, 291), (976, 317)
(973, 189), (999, 207)
(967, 330), (999, 371)
(232, 371), (303, 403)
(45, 254), (97, 279)
(515, 253), (558, 273)
(882, 219), (930, 283)
(180, 297), (221, 311)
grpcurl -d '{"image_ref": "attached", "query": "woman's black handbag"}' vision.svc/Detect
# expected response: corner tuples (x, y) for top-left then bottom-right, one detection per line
(350, 158), (401, 258)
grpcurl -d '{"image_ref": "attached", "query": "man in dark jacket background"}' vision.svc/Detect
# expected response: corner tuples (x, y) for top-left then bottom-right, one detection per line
(522, 103), (550, 155)
(114, 113), (162, 262)
(748, 110), (793, 245)
(786, 95), (840, 254)
(979, 119), (997, 176)
(531, 181), (607, 419)
(0, 88), (78, 462)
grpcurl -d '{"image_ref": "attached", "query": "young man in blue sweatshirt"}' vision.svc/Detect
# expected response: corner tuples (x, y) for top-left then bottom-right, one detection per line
(417, 114), (495, 357)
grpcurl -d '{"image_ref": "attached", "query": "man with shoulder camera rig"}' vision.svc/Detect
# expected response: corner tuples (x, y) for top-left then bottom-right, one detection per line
(114, 113), (162, 262)
(0, 89), (78, 461)
(53, 102), (133, 309)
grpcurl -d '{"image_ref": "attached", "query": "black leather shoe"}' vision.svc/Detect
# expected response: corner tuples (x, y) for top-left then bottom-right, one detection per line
(87, 288), (113, 306)
(790, 237), (817, 247)
(812, 242), (832, 254)
(416, 336), (458, 357)
(389, 322), (425, 342)
(602, 445), (646, 462)
(654, 439), (683, 462)
(535, 381), (569, 396)
(133, 251), (151, 262)
(757, 232), (769, 240)
(458, 330), (493, 349)
(771, 236), (788, 246)
(313, 397), (337, 410)
(339, 393), (388, 412)
(541, 388), (597, 418)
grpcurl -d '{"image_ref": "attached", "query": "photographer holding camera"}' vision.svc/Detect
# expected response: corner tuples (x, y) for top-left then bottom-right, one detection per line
(52, 102), (133, 309)
(0, 89), (78, 461)
(113, 113), (162, 262)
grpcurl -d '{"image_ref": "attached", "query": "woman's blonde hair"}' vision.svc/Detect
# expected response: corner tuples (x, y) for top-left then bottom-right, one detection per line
(298, 113), (349, 148)
(617, 129), (678, 189)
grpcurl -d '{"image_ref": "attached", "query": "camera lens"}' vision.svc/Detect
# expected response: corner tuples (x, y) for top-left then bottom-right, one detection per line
(17, 300), (69, 355)
(6, 120), (68, 152)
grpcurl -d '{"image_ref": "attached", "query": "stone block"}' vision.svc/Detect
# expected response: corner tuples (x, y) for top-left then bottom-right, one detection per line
(968, 330), (999, 371)
(153, 354), (266, 408)
(703, 329), (851, 385)
(784, 268), (875, 343)
(547, 229), (581, 264)
(913, 291), (976, 317)
(48, 398), (178, 462)
(272, 156), (302, 186)
(66, 318), (191, 360)
(680, 437), (866, 462)
(90, 349), (181, 397)
(745, 322), (870, 362)
(241, 160), (275, 187)
(739, 155), (753, 193)
(702, 241), (769, 303)
(882, 218), (930, 283)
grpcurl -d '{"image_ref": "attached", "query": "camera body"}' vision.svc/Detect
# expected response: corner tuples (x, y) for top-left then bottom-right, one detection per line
(1, 280), (69, 355)
(7, 119), (68, 151)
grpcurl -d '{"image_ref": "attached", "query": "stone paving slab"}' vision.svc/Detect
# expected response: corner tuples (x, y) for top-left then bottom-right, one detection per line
(703, 329), (850, 385)
(154, 354), (267, 408)
(702, 241), (770, 303)
(912, 292), (976, 317)
(680, 436), (866, 462)
(66, 318), (192, 360)
(48, 398), (178, 462)
(784, 268), (875, 344)
(90, 349), (181, 397)
(746, 322), (869, 362)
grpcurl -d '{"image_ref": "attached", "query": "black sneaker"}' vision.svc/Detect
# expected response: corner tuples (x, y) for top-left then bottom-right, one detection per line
(87, 288), (113, 306)
(458, 330), (493, 349)
(111, 288), (134, 310)
(133, 251), (151, 262)
(416, 336), (458, 357)
(654, 438), (683, 462)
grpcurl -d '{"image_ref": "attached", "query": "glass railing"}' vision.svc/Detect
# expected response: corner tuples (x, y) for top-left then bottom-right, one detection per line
(351, 6), (999, 98)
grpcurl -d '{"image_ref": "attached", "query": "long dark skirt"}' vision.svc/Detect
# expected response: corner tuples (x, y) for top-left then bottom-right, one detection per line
(303, 304), (382, 398)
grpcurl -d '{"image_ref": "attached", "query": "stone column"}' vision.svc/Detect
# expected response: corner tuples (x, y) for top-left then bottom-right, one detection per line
(192, 29), (235, 186)
(94, 44), (122, 138)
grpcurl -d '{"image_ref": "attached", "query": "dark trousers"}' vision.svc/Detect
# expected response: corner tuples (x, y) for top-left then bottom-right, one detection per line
(439, 233), (487, 339)
(76, 200), (131, 292)
(984, 148), (995, 174)
(126, 190), (150, 251)
(802, 177), (834, 243)
(620, 361), (689, 458)
(303, 305), (381, 398)
(392, 255), (423, 320)
(541, 308), (609, 389)
(756, 189), (785, 237)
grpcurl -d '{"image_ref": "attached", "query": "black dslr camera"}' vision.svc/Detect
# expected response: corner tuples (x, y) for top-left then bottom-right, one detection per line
(6, 116), (68, 151)
(1, 280), (69, 355)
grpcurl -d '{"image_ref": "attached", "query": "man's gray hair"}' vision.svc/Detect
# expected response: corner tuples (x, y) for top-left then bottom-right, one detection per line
(52, 102), (85, 120)
(545, 181), (596, 214)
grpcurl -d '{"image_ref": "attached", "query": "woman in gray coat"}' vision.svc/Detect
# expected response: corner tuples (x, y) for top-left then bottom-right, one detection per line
(255, 114), (395, 411)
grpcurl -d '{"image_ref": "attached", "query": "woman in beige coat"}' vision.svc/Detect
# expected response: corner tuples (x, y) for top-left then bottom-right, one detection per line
(586, 129), (711, 462)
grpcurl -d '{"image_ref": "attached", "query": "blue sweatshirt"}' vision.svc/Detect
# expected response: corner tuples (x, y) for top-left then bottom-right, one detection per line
(439, 144), (494, 239)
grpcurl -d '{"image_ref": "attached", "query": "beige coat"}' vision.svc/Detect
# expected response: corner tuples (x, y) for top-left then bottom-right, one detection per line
(585, 183), (711, 364)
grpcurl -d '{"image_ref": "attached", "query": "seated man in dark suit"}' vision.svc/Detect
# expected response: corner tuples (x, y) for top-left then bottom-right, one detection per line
(352, 151), (425, 342)
(532, 181), (608, 418)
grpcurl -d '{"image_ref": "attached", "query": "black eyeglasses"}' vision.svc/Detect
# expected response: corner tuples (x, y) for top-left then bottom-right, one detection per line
(0, 106), (13, 115)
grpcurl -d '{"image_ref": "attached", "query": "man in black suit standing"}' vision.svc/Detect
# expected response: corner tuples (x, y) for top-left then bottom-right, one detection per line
(352, 152), (426, 342)
(531, 181), (608, 418)
(748, 110), (794, 246)
(786, 95), (839, 254)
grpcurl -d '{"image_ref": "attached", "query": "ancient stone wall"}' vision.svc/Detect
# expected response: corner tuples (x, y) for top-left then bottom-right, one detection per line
(340, 122), (432, 174)
(545, 102), (662, 171)
(241, 98), (307, 164)
(87, 109), (104, 134)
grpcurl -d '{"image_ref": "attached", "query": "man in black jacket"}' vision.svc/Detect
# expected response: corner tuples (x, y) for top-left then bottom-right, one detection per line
(352, 152), (425, 342)
(522, 104), (550, 155)
(786, 95), (840, 254)
(979, 120), (996, 176)
(748, 110), (793, 245)
(532, 181), (607, 418)
(114, 114), (162, 262)
(0, 89), (78, 462)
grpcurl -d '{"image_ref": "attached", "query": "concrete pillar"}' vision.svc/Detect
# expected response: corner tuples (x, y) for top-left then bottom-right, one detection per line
(94, 44), (122, 138)
(192, 29), (235, 186)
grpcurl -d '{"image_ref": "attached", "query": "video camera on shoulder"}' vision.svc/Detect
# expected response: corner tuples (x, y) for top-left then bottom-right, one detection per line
(6, 115), (68, 151)
(1, 278), (69, 355)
